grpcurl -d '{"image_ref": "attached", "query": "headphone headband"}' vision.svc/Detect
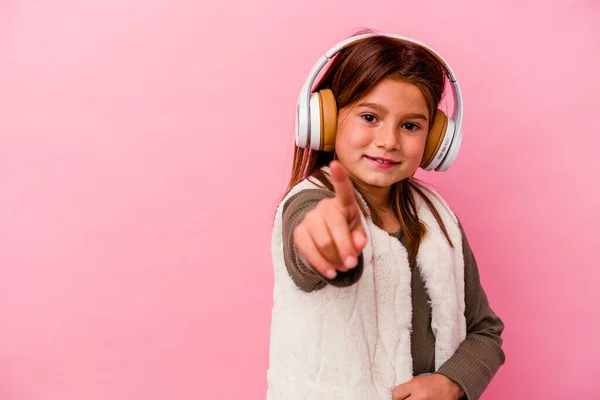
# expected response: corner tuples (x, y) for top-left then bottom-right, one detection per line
(295, 32), (464, 171)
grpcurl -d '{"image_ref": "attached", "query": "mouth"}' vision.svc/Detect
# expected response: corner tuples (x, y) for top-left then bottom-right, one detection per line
(364, 155), (400, 168)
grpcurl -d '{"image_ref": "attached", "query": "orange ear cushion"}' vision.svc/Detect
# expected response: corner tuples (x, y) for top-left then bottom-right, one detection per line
(421, 109), (448, 168)
(318, 89), (338, 152)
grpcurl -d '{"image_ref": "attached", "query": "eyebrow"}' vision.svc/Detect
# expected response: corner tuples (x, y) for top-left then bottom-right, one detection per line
(357, 102), (429, 121)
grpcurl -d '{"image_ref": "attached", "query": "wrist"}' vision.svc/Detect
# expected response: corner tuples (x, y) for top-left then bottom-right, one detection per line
(435, 373), (465, 399)
(450, 380), (465, 399)
(452, 384), (465, 400)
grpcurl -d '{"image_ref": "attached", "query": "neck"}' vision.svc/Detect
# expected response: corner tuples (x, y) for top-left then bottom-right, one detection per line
(354, 180), (392, 212)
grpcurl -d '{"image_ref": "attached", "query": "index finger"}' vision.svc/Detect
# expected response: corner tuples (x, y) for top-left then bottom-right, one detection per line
(330, 160), (358, 209)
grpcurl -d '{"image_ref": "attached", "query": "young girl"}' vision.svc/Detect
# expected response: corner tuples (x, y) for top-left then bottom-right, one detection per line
(267, 31), (505, 400)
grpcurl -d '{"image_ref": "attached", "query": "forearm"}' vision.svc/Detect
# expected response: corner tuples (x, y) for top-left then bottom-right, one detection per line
(436, 328), (505, 400)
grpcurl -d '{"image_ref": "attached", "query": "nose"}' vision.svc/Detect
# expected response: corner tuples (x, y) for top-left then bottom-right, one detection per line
(374, 124), (398, 151)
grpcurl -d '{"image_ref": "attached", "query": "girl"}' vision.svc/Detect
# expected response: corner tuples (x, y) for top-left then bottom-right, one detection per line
(267, 30), (505, 400)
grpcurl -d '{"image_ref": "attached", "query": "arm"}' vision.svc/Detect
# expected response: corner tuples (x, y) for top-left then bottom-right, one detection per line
(282, 189), (364, 292)
(435, 223), (506, 400)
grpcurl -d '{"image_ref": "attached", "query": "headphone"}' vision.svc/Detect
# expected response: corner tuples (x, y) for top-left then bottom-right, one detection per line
(294, 32), (464, 172)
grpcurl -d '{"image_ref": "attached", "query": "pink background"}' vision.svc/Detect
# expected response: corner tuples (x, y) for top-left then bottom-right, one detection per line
(1, 0), (599, 399)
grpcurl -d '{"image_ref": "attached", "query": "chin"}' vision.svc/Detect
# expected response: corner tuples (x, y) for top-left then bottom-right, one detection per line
(355, 171), (403, 188)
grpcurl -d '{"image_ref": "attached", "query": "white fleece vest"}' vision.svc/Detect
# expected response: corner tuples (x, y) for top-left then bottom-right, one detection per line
(267, 173), (467, 400)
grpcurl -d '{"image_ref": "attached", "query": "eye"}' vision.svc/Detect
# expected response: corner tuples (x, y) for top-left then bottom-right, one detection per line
(361, 113), (378, 123)
(402, 122), (421, 131)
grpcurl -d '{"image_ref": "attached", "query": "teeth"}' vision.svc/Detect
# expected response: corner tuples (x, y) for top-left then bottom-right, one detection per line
(367, 156), (395, 164)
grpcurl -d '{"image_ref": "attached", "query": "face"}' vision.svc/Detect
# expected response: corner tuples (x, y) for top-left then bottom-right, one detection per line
(335, 78), (430, 203)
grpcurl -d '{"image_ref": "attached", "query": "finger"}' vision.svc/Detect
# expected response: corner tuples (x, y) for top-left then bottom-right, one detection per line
(330, 160), (358, 211)
(294, 224), (338, 279)
(323, 207), (359, 269)
(351, 228), (367, 252)
(391, 383), (411, 400)
(305, 211), (345, 268)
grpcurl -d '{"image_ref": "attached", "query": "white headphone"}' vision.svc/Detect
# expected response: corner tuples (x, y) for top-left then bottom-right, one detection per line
(294, 32), (464, 172)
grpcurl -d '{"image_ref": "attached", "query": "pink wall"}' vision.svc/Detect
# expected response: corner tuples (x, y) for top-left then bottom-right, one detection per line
(1, 0), (598, 399)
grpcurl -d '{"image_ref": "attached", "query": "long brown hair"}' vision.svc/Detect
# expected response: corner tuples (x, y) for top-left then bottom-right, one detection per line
(283, 30), (454, 265)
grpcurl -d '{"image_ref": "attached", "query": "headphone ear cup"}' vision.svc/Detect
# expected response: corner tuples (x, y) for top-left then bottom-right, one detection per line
(308, 92), (322, 151)
(435, 118), (459, 171)
(421, 109), (449, 169)
(318, 89), (338, 152)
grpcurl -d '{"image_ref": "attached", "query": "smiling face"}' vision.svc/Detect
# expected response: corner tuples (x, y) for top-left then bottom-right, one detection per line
(334, 77), (430, 203)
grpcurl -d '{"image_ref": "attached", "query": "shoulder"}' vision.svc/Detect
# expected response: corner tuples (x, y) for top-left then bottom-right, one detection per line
(281, 174), (335, 218)
(283, 188), (334, 215)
